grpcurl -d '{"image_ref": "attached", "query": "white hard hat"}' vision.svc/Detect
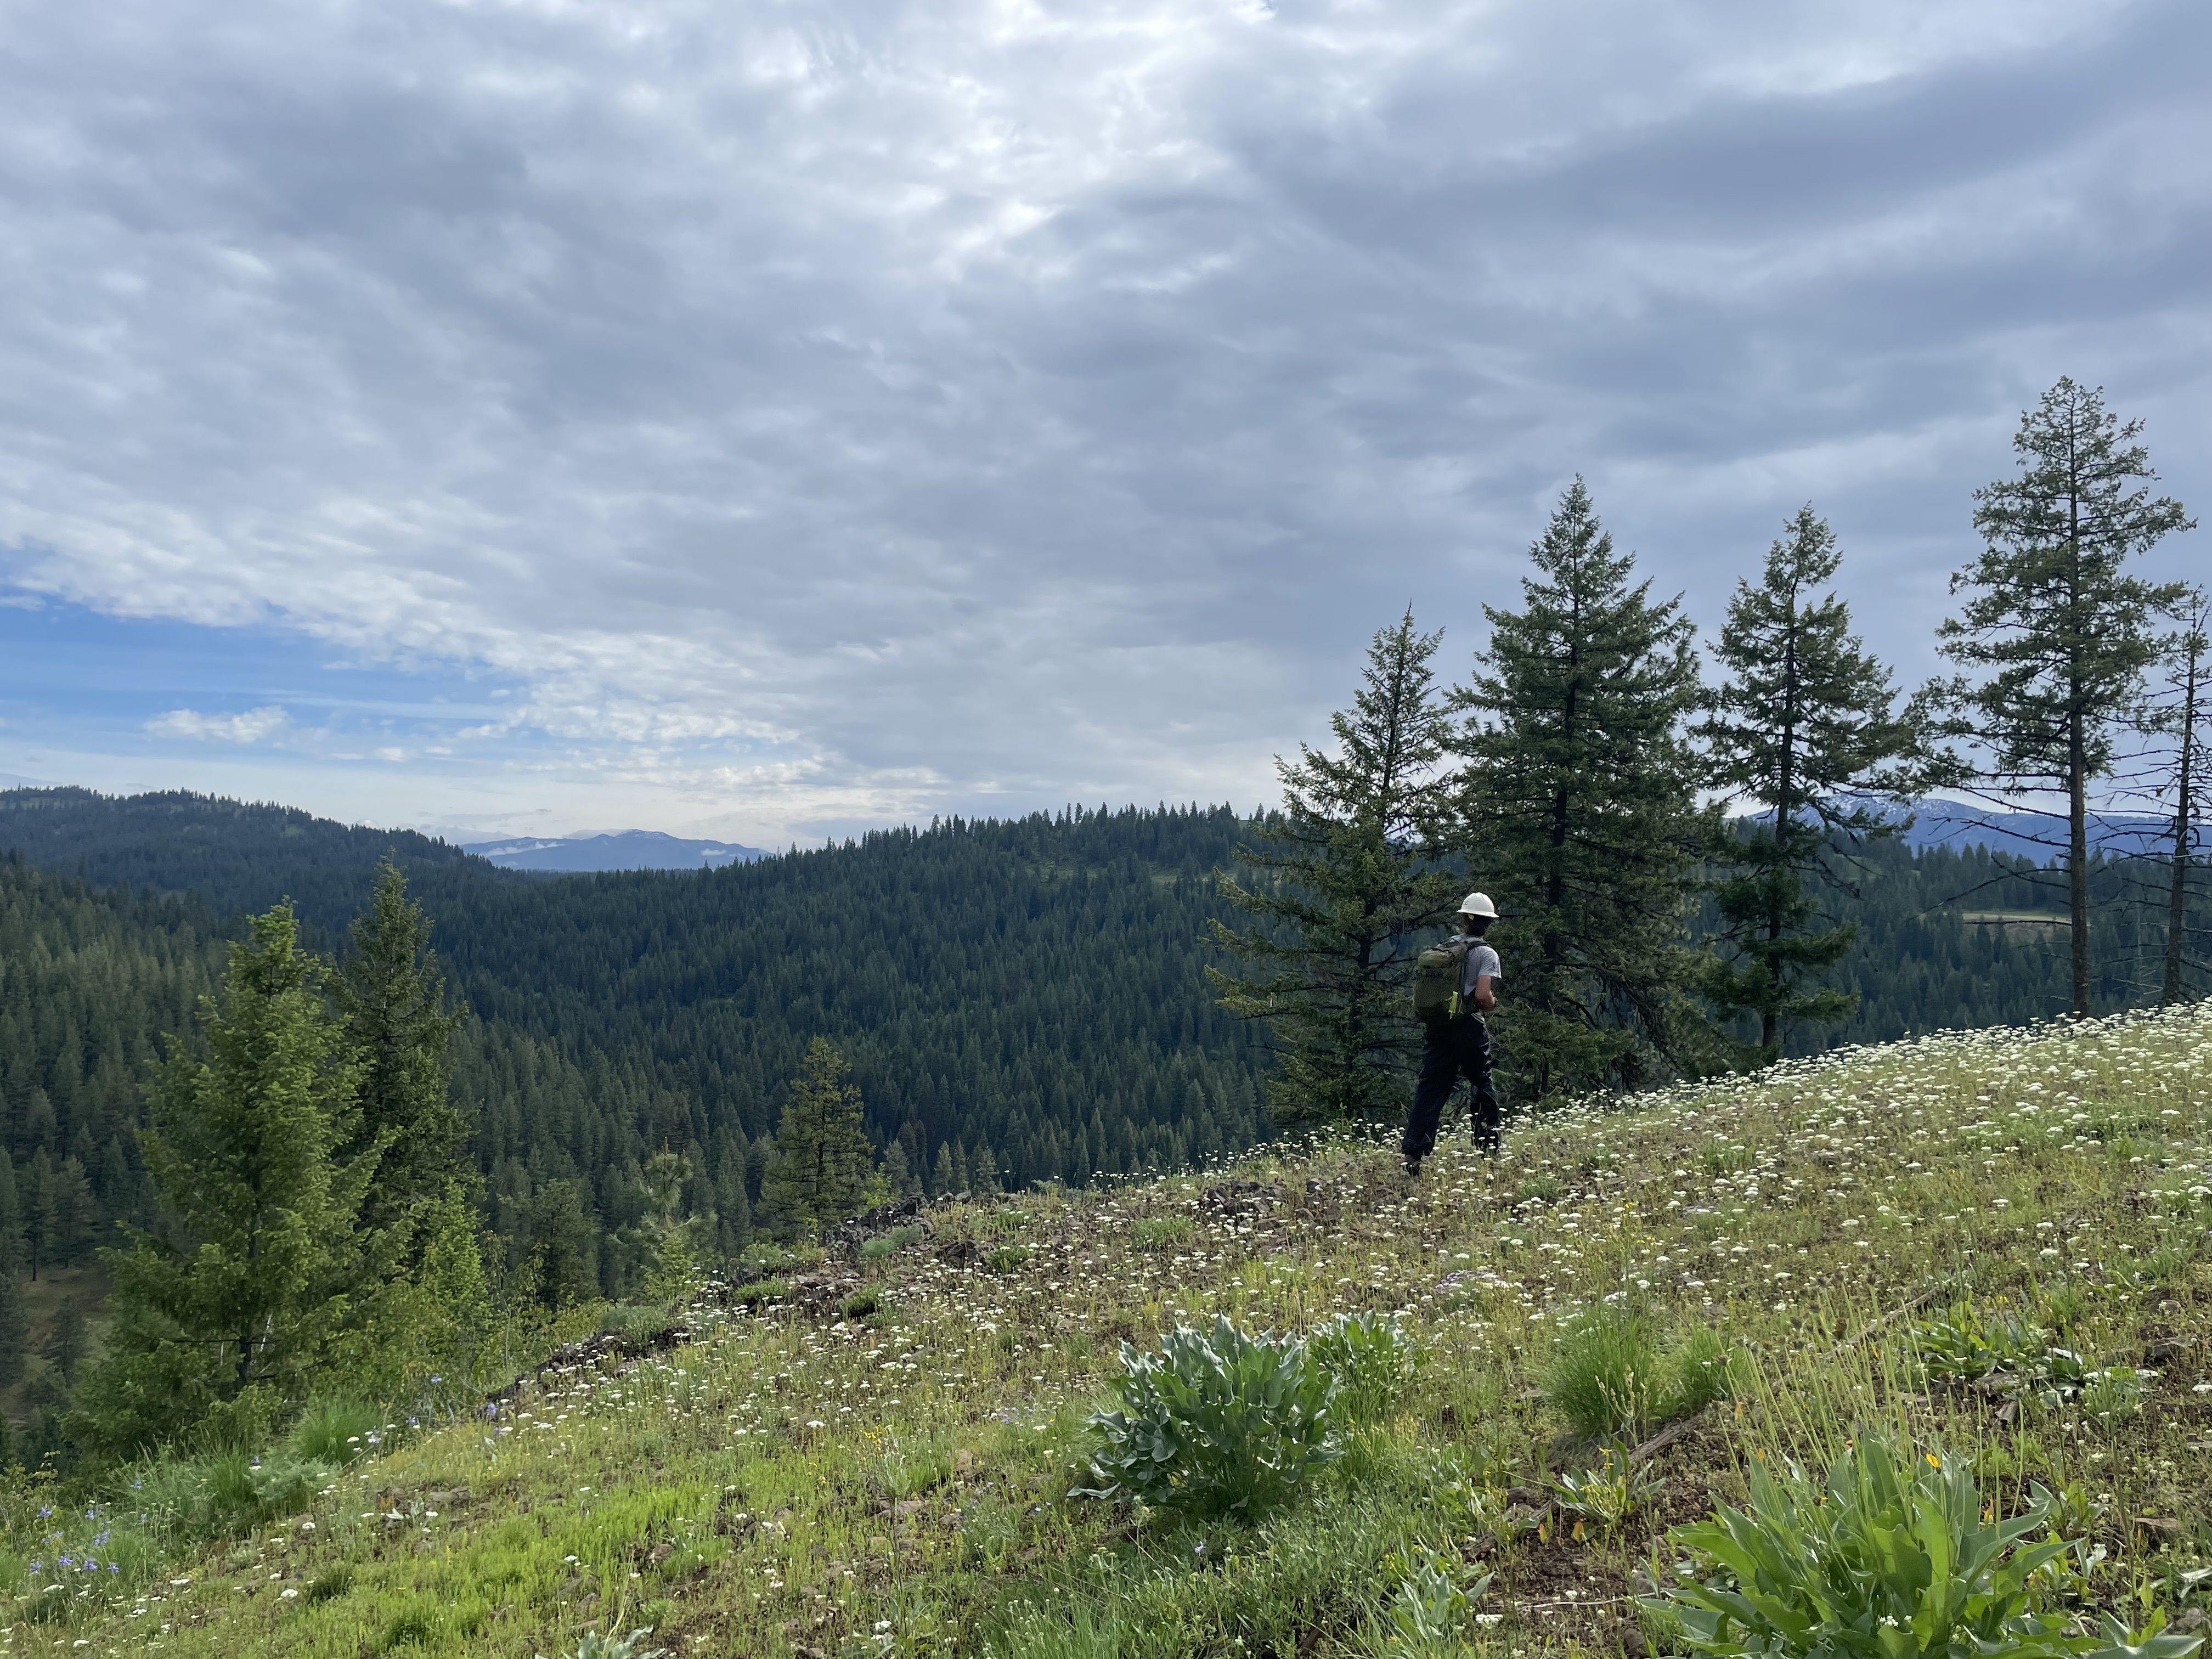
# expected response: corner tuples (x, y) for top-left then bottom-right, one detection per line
(1458, 891), (1498, 919)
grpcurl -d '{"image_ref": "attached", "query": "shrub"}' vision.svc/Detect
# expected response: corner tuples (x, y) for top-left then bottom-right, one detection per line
(286, 1399), (381, 1465)
(736, 1242), (793, 1276)
(1645, 1436), (2201, 1658)
(2038, 1280), (2090, 1335)
(1306, 1312), (1415, 1425)
(1698, 1141), (1752, 1176)
(1515, 1172), (1564, 1205)
(1914, 1301), (2050, 1387)
(1074, 1316), (1340, 1519)
(1550, 1444), (1663, 1536)
(1912, 1302), (2146, 1415)
(1379, 1547), (1491, 1657)
(989, 1604), (1138, 1659)
(535, 1630), (670, 1659)
(1130, 1216), (1195, 1252)
(985, 1245), (1031, 1274)
(860, 1225), (925, 1261)
(132, 1449), (338, 1543)
(840, 1289), (881, 1321)
(1665, 1325), (1740, 1418)
(1545, 1308), (1661, 1440)
(596, 1304), (678, 1345)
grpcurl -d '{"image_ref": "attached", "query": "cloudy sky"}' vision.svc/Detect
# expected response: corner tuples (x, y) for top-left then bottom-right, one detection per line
(1, 0), (2205, 846)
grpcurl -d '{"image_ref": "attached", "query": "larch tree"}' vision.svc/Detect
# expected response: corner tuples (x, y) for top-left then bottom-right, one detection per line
(760, 1039), (877, 1237)
(1698, 505), (1939, 1054)
(1933, 378), (2193, 1016)
(69, 903), (381, 1459)
(1450, 479), (1712, 1101)
(1209, 610), (1463, 1130)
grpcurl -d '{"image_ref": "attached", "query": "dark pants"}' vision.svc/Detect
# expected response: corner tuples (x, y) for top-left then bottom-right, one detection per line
(1403, 1015), (1499, 1160)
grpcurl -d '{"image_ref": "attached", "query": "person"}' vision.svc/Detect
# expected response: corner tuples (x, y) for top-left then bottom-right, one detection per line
(1403, 891), (1502, 1176)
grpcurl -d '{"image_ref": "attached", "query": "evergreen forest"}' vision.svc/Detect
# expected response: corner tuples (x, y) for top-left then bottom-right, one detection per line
(1, 786), (2199, 1321)
(0, 376), (2203, 1484)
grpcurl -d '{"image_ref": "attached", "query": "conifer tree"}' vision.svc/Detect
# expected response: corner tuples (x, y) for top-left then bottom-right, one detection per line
(21, 1152), (49, 1282)
(930, 1141), (960, 1199)
(1449, 479), (1711, 1100)
(629, 1150), (708, 1302)
(335, 859), (467, 1253)
(521, 1179), (598, 1311)
(411, 1181), (493, 1384)
(0, 1159), (25, 1386)
(50, 1156), (93, 1269)
(42, 1297), (87, 1387)
(760, 1039), (876, 1237)
(881, 1140), (913, 1202)
(971, 1139), (1001, 1195)
(68, 903), (376, 1459)
(713, 1140), (753, 1260)
(1210, 610), (1462, 1128)
(1933, 379), (2194, 1015)
(2147, 590), (2209, 1005)
(1698, 506), (1936, 1053)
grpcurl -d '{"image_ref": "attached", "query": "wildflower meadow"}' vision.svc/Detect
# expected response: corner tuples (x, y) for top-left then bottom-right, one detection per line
(7, 1004), (2212, 1657)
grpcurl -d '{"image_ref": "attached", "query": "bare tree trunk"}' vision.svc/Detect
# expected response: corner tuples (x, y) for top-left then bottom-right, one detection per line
(2166, 631), (2202, 1004)
(2069, 725), (2090, 1018)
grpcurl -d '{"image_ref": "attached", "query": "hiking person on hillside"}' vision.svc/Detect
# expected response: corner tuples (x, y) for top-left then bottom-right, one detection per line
(1403, 892), (1502, 1176)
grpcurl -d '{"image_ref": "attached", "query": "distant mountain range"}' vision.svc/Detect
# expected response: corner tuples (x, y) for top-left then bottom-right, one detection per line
(460, 829), (766, 872)
(1896, 799), (2193, 861)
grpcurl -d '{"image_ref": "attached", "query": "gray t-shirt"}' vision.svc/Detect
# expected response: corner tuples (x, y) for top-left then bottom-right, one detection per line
(1460, 941), (1502, 998)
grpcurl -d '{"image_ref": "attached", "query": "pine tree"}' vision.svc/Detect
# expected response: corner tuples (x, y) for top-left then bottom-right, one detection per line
(50, 1156), (93, 1269)
(1449, 479), (1711, 1100)
(1933, 379), (2194, 1015)
(759, 1039), (876, 1237)
(1210, 610), (1462, 1128)
(42, 1297), (87, 1387)
(522, 1180), (598, 1311)
(1698, 506), (1937, 1054)
(713, 1139), (753, 1260)
(930, 1141), (959, 1199)
(21, 1151), (50, 1283)
(411, 1181), (492, 1386)
(2147, 590), (2209, 1004)
(631, 1150), (708, 1304)
(67, 903), (375, 1460)
(0, 1159), (25, 1386)
(881, 1141), (913, 1202)
(334, 859), (467, 1254)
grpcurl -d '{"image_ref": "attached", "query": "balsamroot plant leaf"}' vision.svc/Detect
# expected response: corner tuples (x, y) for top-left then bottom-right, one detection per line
(1073, 1316), (1340, 1519)
(1644, 1436), (2200, 1659)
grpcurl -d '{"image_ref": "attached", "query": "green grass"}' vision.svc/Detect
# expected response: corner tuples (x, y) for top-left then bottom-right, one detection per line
(9, 1005), (2212, 1656)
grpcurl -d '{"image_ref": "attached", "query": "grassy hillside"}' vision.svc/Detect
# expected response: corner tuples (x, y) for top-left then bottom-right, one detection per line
(7, 1005), (2210, 1657)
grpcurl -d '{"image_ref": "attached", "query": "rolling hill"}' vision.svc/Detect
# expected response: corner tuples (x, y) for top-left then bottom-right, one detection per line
(5, 1002), (2207, 1656)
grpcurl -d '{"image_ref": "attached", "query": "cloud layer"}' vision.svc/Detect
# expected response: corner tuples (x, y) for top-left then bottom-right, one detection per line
(1, 0), (2206, 839)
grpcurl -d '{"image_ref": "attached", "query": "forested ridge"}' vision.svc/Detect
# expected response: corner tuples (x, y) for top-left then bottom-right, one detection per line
(0, 784), (2192, 1316)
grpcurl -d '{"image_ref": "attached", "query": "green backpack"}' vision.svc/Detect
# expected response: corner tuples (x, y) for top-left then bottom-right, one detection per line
(1410, 939), (1468, 1023)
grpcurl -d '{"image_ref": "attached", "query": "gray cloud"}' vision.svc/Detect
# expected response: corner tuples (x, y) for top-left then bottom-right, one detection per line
(1, 0), (2205, 839)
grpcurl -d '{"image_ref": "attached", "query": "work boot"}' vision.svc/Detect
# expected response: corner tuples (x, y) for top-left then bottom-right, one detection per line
(1402, 1154), (1423, 1181)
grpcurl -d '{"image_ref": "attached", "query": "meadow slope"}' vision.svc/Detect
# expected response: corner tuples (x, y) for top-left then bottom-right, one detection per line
(10, 1006), (2212, 1658)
